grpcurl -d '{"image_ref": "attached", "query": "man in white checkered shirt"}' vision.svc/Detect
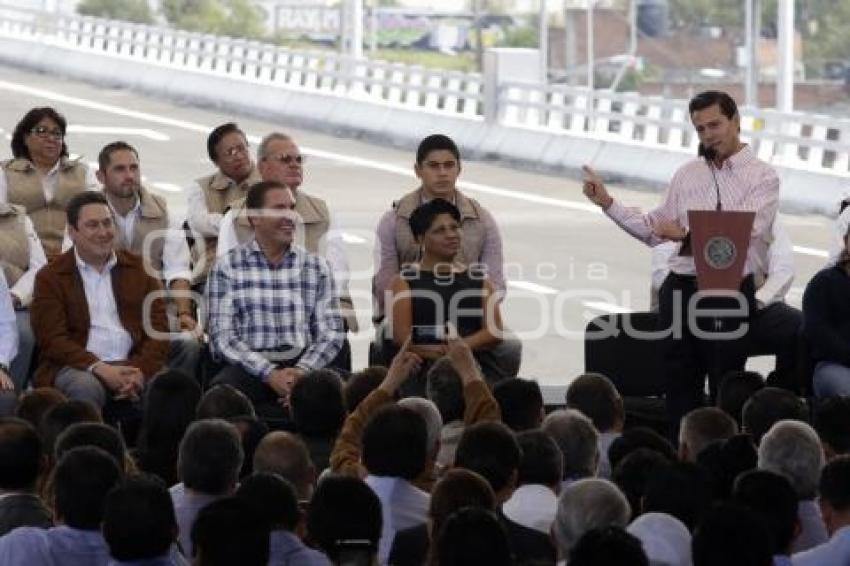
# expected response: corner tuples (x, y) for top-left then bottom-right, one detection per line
(206, 180), (344, 420)
(581, 90), (780, 439)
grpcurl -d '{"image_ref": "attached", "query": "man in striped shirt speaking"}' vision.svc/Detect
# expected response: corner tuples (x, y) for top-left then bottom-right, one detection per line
(206, 181), (345, 420)
(581, 90), (780, 439)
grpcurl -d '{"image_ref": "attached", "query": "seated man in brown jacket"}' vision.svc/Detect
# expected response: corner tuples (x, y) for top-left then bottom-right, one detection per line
(30, 191), (168, 409)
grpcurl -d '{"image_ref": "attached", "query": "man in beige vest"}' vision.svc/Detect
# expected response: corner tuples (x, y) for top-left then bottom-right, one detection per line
(0, 201), (47, 396)
(94, 141), (202, 378)
(185, 122), (262, 277)
(372, 134), (520, 382)
(217, 132), (356, 370)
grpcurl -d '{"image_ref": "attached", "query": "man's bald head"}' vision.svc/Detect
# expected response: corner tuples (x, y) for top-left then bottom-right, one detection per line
(252, 432), (315, 499)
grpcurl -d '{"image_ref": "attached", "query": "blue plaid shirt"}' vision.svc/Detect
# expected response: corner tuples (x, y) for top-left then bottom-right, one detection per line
(206, 239), (344, 379)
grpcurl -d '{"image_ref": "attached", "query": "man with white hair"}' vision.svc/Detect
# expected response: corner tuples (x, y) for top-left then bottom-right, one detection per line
(627, 512), (692, 566)
(552, 478), (630, 559)
(757, 419), (827, 553)
(543, 409), (599, 488)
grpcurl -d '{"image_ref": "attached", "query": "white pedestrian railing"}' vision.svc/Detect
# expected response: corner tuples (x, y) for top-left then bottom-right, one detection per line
(499, 82), (850, 174)
(1, 4), (849, 178)
(0, 5), (484, 117)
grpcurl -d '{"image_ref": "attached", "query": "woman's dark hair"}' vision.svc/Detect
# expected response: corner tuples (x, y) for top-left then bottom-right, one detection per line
(409, 198), (461, 239)
(136, 371), (202, 486)
(11, 107), (69, 160)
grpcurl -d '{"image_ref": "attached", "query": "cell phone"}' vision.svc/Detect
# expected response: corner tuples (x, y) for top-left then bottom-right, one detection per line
(411, 324), (446, 345)
(335, 539), (374, 566)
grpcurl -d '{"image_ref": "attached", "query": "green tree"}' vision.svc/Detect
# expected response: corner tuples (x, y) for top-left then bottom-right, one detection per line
(668, 0), (742, 31)
(77, 0), (154, 24)
(161, 0), (265, 39)
(763, 0), (850, 62)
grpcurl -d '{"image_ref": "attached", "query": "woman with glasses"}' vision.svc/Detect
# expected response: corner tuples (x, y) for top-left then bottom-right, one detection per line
(1, 106), (97, 259)
(385, 198), (512, 396)
(0, 107), (96, 400)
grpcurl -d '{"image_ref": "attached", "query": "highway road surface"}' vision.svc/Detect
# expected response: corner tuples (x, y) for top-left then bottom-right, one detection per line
(0, 64), (839, 400)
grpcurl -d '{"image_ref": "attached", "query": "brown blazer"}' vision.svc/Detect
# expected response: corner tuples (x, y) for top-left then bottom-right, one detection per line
(30, 249), (169, 387)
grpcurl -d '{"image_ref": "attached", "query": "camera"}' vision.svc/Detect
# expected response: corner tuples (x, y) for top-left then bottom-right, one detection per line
(411, 324), (446, 345)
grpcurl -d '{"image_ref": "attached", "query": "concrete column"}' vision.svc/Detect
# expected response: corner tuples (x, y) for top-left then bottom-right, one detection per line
(483, 48), (543, 124)
(776, 0), (794, 112)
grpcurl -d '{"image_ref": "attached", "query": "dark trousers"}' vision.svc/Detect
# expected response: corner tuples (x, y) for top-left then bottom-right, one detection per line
(748, 302), (804, 391)
(209, 339), (352, 423)
(211, 364), (291, 422)
(658, 273), (755, 439)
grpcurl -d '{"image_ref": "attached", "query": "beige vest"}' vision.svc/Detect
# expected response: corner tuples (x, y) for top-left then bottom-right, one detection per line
(0, 203), (31, 289)
(232, 190), (358, 331)
(110, 185), (170, 279)
(393, 189), (488, 267)
(196, 166), (263, 215)
(3, 157), (88, 258)
(194, 167), (263, 277)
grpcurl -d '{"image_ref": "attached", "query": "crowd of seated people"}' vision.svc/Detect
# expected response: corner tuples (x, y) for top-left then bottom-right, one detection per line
(0, 337), (847, 565)
(0, 103), (850, 565)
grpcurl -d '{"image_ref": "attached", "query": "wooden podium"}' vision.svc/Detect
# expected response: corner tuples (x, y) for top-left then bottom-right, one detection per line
(684, 210), (756, 291)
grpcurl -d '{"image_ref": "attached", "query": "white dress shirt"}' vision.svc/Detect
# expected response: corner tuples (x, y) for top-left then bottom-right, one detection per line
(74, 248), (133, 362)
(185, 180), (225, 238)
(0, 159), (99, 204)
(9, 215), (48, 306)
(792, 525), (850, 566)
(0, 271), (18, 366)
(607, 146), (779, 277)
(365, 474), (430, 565)
(829, 205), (850, 265)
(651, 218), (794, 309)
(110, 196), (192, 284)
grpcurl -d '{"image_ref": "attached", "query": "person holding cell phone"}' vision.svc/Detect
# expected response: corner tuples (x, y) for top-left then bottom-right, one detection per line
(386, 198), (513, 395)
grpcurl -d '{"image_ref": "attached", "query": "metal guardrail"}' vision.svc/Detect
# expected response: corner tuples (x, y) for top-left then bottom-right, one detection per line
(1, 5), (849, 177)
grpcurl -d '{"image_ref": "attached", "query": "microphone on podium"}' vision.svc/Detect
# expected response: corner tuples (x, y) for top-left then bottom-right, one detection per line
(699, 143), (722, 212)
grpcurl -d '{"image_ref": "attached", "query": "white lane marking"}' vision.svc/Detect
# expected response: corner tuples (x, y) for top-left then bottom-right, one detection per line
(0, 79), (604, 215)
(508, 280), (559, 295)
(0, 80), (211, 133)
(582, 300), (634, 314)
(0, 78), (830, 256)
(151, 182), (183, 193)
(68, 125), (171, 141)
(792, 245), (829, 258)
(341, 232), (367, 244)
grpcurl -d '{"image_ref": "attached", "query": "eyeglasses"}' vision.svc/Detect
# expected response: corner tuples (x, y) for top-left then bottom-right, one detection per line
(29, 126), (64, 140)
(264, 153), (304, 165)
(222, 143), (250, 159)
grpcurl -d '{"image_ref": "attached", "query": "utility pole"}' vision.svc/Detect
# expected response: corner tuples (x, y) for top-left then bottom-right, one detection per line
(744, 0), (761, 107)
(776, 0), (794, 112)
(539, 0), (548, 83)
